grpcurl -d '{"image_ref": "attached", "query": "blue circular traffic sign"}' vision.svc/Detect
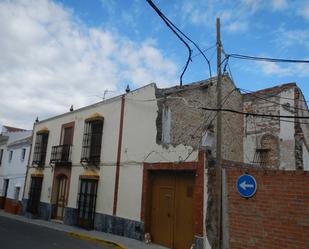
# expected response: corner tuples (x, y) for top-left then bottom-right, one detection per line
(236, 174), (257, 198)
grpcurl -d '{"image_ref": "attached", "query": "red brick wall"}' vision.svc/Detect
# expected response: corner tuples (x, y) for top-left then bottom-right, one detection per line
(226, 168), (309, 249)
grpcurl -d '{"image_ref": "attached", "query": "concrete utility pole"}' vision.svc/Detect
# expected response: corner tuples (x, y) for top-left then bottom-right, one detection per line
(216, 17), (222, 249)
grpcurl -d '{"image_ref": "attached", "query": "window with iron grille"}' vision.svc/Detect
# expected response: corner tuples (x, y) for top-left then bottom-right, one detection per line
(253, 148), (270, 167)
(81, 120), (103, 166)
(32, 132), (49, 167)
(27, 177), (43, 214)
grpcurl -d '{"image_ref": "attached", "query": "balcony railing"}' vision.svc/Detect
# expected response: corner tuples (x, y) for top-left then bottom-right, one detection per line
(50, 144), (72, 165)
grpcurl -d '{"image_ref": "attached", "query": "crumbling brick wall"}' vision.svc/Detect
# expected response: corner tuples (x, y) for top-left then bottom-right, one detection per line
(243, 92), (281, 167)
(226, 167), (309, 249)
(295, 88), (309, 169)
(156, 76), (243, 162)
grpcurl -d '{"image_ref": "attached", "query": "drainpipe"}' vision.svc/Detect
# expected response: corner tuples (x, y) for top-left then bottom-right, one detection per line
(113, 95), (125, 216)
(22, 122), (36, 204)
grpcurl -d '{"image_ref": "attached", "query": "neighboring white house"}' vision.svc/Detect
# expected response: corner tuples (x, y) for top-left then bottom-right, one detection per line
(23, 77), (243, 249)
(243, 83), (309, 170)
(0, 126), (32, 214)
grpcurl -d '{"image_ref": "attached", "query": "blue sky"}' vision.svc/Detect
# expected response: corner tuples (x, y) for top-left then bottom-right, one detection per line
(1, 0), (309, 129)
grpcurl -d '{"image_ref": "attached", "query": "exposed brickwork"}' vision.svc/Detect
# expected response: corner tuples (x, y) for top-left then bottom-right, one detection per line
(156, 76), (243, 162)
(226, 167), (309, 249)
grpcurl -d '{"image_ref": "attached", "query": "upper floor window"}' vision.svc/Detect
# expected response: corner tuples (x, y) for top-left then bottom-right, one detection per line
(32, 131), (49, 167)
(9, 151), (13, 162)
(0, 149), (3, 166)
(21, 148), (26, 161)
(81, 118), (104, 166)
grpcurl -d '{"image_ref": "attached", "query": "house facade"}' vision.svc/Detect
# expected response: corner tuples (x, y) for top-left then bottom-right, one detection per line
(0, 126), (32, 214)
(243, 83), (309, 170)
(22, 76), (243, 249)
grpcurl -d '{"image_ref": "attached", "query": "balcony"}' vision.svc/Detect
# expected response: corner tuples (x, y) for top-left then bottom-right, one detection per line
(50, 144), (72, 166)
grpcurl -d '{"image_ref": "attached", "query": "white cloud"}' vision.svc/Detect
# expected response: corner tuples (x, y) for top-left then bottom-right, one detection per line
(298, 1), (309, 19)
(271, 0), (287, 10)
(226, 21), (248, 32)
(0, 0), (178, 129)
(257, 61), (293, 76)
(180, 0), (290, 33)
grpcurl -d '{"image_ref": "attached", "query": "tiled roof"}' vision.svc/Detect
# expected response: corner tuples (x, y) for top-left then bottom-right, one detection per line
(2, 125), (26, 132)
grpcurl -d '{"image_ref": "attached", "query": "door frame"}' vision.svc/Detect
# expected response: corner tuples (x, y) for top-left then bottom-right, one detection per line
(77, 177), (98, 230)
(51, 166), (71, 219)
(55, 174), (69, 220)
(141, 151), (204, 241)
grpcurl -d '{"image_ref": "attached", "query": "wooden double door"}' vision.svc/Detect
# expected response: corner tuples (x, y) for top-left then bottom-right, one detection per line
(150, 172), (195, 249)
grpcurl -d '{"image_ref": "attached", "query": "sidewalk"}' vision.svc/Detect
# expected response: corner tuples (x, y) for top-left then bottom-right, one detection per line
(0, 210), (168, 249)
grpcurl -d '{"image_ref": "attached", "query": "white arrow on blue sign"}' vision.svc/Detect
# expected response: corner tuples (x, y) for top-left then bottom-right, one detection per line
(236, 174), (257, 198)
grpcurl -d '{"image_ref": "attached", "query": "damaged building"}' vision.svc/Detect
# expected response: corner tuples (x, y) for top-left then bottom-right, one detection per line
(22, 75), (243, 249)
(243, 83), (309, 170)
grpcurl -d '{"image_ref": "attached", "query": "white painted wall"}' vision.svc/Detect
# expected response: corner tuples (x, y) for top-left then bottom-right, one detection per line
(0, 130), (32, 201)
(25, 83), (197, 222)
(279, 88), (295, 170)
(303, 143), (309, 170)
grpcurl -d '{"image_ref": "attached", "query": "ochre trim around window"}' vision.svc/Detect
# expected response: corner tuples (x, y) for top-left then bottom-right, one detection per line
(85, 113), (104, 122)
(31, 172), (44, 177)
(79, 170), (99, 180)
(36, 127), (49, 134)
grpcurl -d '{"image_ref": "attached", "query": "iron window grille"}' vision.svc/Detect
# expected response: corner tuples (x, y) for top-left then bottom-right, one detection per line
(27, 177), (43, 214)
(253, 148), (270, 167)
(50, 144), (72, 165)
(80, 120), (103, 166)
(32, 133), (49, 167)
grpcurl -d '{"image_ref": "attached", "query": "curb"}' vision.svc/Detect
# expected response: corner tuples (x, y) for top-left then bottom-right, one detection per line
(67, 232), (127, 249)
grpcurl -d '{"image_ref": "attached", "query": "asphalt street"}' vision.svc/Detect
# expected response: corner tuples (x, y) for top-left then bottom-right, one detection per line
(0, 216), (111, 249)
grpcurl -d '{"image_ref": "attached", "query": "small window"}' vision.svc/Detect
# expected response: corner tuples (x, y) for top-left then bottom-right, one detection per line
(0, 149), (3, 166)
(9, 151), (13, 162)
(14, 186), (20, 202)
(21, 148), (26, 161)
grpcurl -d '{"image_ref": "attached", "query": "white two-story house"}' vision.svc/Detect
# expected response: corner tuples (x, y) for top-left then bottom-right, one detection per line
(0, 126), (32, 214)
(23, 76), (243, 249)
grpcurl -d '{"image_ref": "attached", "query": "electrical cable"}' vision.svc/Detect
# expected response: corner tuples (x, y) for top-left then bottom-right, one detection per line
(240, 87), (309, 105)
(199, 107), (309, 119)
(227, 53), (309, 64)
(146, 0), (192, 86)
(240, 88), (309, 113)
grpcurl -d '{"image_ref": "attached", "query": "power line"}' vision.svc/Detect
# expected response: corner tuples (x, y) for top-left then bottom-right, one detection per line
(199, 107), (309, 119)
(183, 88), (238, 162)
(240, 87), (309, 104)
(146, 0), (212, 85)
(146, 0), (192, 86)
(240, 88), (309, 113)
(192, 44), (216, 59)
(227, 53), (309, 64)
